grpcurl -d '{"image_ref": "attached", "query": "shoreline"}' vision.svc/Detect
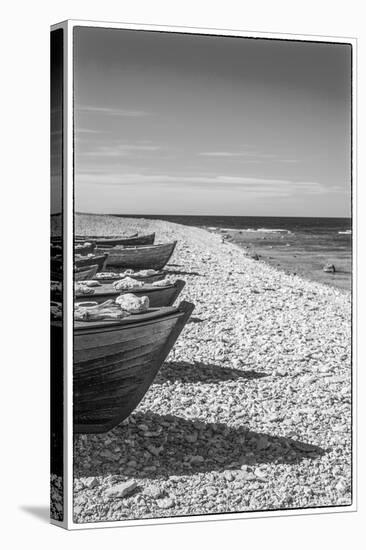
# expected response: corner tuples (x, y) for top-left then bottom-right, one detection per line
(71, 213), (352, 296)
(203, 227), (351, 293)
(209, 230), (352, 296)
(72, 214), (352, 523)
(71, 213), (352, 293)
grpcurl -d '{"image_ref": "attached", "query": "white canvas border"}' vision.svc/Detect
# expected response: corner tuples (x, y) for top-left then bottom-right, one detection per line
(53, 18), (357, 530)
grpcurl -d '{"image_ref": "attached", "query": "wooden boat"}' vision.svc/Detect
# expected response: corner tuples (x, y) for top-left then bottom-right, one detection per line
(74, 253), (108, 272)
(75, 264), (99, 281)
(94, 233), (155, 247)
(98, 242), (177, 270)
(51, 300), (194, 433)
(75, 279), (185, 308)
(50, 255), (106, 279)
(74, 242), (96, 256)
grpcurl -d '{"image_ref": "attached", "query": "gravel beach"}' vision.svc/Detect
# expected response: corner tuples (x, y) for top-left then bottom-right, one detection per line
(72, 214), (352, 523)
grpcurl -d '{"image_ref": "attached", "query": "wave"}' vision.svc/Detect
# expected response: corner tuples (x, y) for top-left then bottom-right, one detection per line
(213, 227), (292, 234)
(218, 227), (246, 232)
(205, 226), (295, 235)
(338, 230), (351, 235)
(257, 228), (291, 233)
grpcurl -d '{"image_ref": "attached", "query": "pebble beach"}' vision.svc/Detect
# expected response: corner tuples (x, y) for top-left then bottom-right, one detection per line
(72, 214), (352, 523)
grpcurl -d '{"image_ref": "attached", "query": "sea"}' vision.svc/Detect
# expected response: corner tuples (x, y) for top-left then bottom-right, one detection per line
(115, 215), (352, 292)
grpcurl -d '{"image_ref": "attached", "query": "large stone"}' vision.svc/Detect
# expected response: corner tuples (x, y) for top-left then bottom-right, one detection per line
(249, 252), (260, 261)
(157, 498), (175, 509)
(185, 431), (198, 443)
(105, 480), (137, 499)
(224, 471), (235, 482)
(189, 455), (204, 465)
(143, 486), (166, 499)
(83, 477), (99, 490)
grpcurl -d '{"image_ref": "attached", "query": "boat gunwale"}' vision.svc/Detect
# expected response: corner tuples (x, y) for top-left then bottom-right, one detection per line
(74, 232), (138, 240)
(93, 232), (156, 247)
(73, 308), (183, 332)
(74, 253), (109, 263)
(74, 279), (185, 301)
(74, 263), (99, 273)
(96, 241), (177, 254)
(74, 253), (109, 272)
(50, 303), (188, 331)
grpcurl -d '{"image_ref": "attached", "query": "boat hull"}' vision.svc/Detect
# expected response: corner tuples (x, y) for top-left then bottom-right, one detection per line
(74, 233), (138, 243)
(95, 233), (155, 247)
(100, 242), (177, 270)
(52, 265), (100, 282)
(74, 254), (108, 272)
(74, 264), (99, 281)
(63, 301), (194, 433)
(74, 280), (185, 308)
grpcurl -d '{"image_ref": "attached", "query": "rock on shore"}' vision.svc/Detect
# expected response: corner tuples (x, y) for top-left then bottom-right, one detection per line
(72, 214), (352, 523)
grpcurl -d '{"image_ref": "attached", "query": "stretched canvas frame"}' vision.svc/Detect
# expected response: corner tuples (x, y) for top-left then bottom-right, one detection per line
(50, 19), (357, 530)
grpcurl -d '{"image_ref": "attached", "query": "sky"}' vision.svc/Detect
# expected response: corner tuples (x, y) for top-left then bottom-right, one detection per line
(51, 28), (63, 215)
(74, 27), (352, 217)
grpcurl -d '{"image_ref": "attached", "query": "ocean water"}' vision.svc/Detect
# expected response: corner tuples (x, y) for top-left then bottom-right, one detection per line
(114, 215), (352, 292)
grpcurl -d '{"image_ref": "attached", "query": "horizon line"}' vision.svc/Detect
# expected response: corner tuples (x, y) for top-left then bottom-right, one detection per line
(75, 211), (351, 220)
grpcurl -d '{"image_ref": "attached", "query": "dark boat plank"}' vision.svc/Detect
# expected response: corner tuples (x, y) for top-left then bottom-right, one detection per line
(74, 330), (168, 364)
(74, 323), (173, 360)
(74, 333), (167, 371)
(74, 254), (108, 272)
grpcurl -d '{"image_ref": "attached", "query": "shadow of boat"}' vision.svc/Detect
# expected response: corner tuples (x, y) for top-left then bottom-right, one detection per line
(154, 360), (268, 384)
(164, 269), (202, 277)
(74, 411), (325, 480)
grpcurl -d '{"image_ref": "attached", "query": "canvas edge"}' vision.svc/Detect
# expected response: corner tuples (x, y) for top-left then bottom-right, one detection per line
(50, 18), (74, 530)
(50, 18), (357, 530)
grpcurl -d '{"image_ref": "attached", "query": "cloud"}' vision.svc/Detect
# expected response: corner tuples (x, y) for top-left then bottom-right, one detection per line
(75, 105), (151, 117)
(75, 128), (103, 134)
(76, 171), (330, 197)
(199, 151), (250, 158)
(199, 151), (278, 159)
(199, 151), (297, 163)
(79, 143), (162, 158)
